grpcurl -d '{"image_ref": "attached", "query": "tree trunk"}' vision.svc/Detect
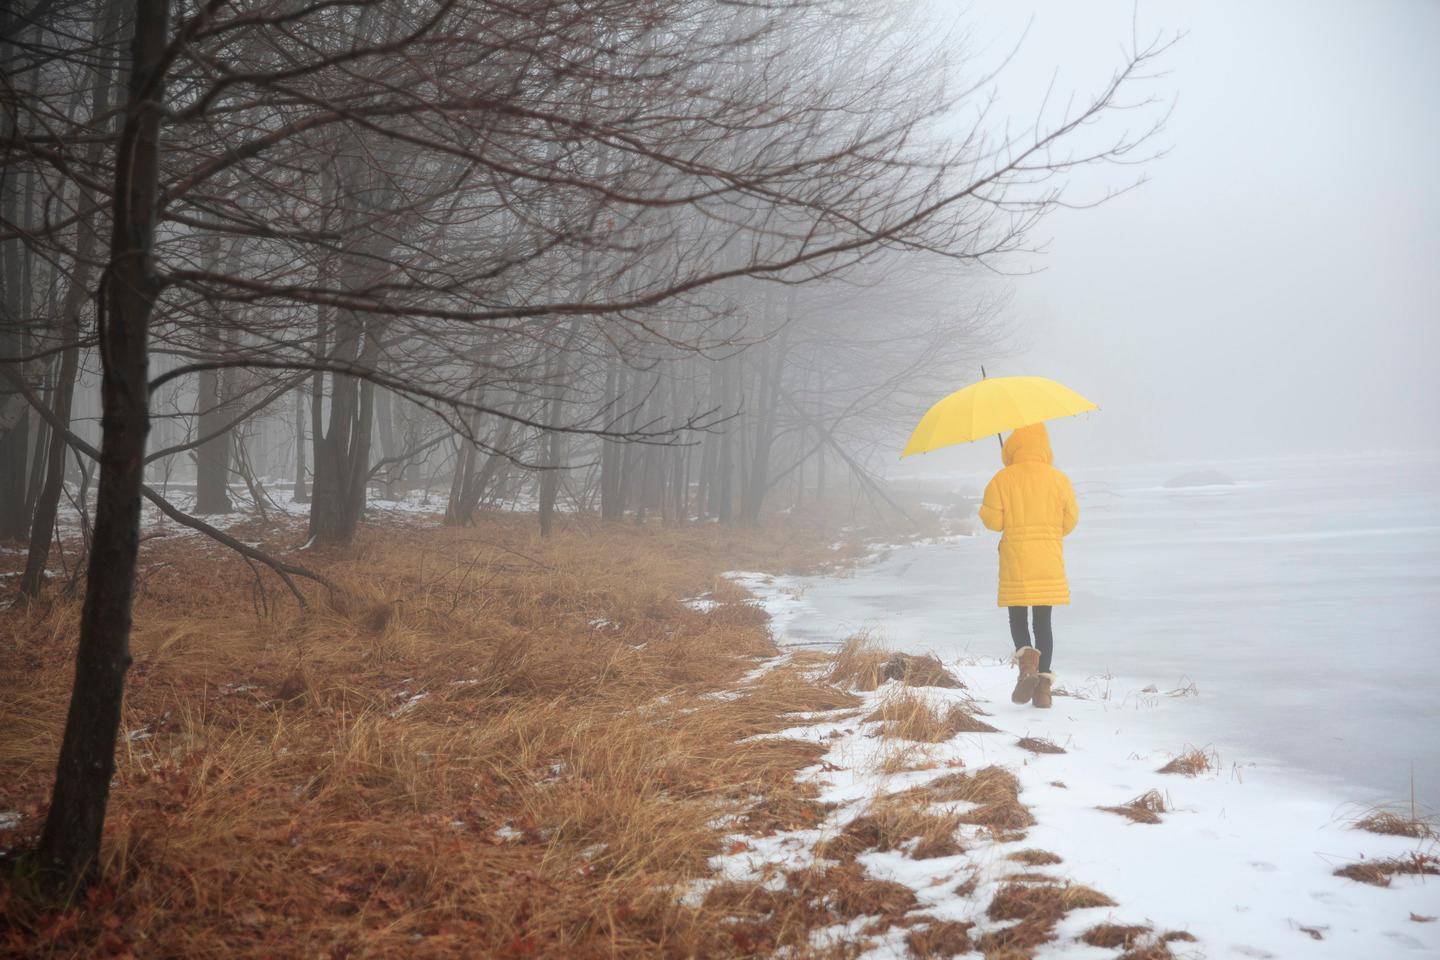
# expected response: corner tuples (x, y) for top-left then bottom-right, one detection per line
(0, 164), (33, 541)
(193, 325), (233, 514)
(374, 385), (400, 498)
(715, 355), (736, 524)
(741, 329), (787, 526)
(537, 320), (581, 537)
(292, 386), (309, 501)
(599, 355), (622, 521)
(36, 0), (168, 891)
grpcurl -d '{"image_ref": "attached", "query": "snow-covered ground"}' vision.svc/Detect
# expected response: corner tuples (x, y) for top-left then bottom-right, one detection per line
(755, 451), (1440, 809)
(720, 452), (1440, 958)
(703, 646), (1440, 958)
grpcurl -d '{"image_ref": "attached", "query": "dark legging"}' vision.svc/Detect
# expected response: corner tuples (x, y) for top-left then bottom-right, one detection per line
(1008, 605), (1053, 673)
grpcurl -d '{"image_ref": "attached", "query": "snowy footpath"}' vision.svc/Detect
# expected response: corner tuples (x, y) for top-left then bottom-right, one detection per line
(708, 569), (1440, 960)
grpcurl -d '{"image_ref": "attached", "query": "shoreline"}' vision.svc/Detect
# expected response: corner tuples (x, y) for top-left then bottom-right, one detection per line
(727, 562), (1440, 958)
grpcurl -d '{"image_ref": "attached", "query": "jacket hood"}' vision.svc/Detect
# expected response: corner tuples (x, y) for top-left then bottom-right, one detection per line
(1003, 423), (1053, 466)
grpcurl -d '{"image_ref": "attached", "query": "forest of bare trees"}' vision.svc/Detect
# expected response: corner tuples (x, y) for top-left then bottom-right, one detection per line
(2, 0), (1165, 893)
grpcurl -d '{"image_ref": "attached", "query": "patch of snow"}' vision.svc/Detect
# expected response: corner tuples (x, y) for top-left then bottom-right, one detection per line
(721, 547), (1440, 960)
(0, 811), (21, 830)
(390, 691), (429, 717)
(682, 596), (723, 613)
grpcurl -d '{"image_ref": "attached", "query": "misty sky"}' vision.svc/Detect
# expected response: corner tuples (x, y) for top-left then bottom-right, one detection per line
(912, 0), (1440, 471)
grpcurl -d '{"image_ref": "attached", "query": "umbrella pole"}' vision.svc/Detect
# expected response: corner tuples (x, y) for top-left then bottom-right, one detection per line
(980, 366), (1003, 453)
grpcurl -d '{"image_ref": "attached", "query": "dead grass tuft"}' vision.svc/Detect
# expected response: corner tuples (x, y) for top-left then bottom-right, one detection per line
(904, 917), (974, 958)
(1333, 852), (1440, 887)
(1006, 871), (1058, 883)
(816, 794), (965, 863)
(1017, 736), (1065, 755)
(908, 766), (1035, 831)
(866, 691), (995, 742)
(1118, 944), (1177, 960)
(1082, 923), (1153, 948)
(827, 633), (891, 691)
(1157, 746), (1216, 777)
(1351, 808), (1435, 839)
(980, 880), (1116, 956)
(1099, 789), (1169, 825)
(882, 652), (963, 689)
(705, 861), (919, 949)
(1007, 849), (1062, 866)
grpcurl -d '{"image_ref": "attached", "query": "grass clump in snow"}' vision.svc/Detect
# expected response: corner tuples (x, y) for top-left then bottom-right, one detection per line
(1156, 745), (1217, 777)
(1099, 789), (1169, 825)
(907, 766), (1035, 833)
(1333, 852), (1440, 887)
(866, 690), (996, 742)
(816, 786), (966, 862)
(881, 652), (964, 689)
(1008, 849), (1062, 866)
(1082, 923), (1153, 948)
(979, 880), (1116, 955)
(903, 917), (975, 958)
(1118, 944), (1181, 960)
(1016, 736), (1065, 755)
(1350, 807), (1435, 839)
(704, 861), (920, 953)
(826, 632), (890, 690)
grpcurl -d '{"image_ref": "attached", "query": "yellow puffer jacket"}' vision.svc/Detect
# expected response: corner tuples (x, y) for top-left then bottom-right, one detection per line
(978, 424), (1079, 607)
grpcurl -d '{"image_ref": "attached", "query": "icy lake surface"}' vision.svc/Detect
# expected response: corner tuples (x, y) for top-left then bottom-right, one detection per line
(778, 451), (1440, 809)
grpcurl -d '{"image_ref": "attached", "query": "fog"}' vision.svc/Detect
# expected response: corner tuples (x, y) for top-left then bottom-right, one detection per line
(917, 0), (1440, 471)
(4, 0), (1439, 947)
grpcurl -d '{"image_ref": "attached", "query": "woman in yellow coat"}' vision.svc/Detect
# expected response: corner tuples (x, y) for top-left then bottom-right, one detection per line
(978, 423), (1079, 708)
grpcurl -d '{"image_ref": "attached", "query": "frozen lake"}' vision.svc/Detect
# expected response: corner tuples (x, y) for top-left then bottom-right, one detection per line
(770, 452), (1440, 809)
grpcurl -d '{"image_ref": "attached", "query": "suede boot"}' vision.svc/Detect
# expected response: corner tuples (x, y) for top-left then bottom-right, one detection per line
(1031, 672), (1054, 709)
(1011, 646), (1041, 703)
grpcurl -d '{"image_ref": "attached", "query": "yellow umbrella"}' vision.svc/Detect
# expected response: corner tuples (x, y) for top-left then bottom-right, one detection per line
(901, 375), (1097, 458)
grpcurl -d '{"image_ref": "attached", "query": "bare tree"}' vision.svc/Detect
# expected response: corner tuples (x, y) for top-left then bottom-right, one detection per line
(0, 0), (1170, 892)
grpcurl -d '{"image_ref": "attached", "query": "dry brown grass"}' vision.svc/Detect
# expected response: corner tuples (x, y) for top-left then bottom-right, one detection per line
(1351, 808), (1435, 839)
(704, 861), (919, 955)
(1007, 849), (1062, 866)
(865, 691), (996, 743)
(869, 740), (941, 776)
(1016, 737), (1065, 755)
(1082, 923), (1152, 948)
(880, 653), (963, 689)
(903, 917), (974, 958)
(816, 794), (965, 864)
(1333, 852), (1440, 887)
(978, 880), (1115, 956)
(1156, 746), (1216, 777)
(905, 767), (1035, 833)
(0, 511), (892, 958)
(1118, 944), (1177, 960)
(826, 633), (890, 691)
(1099, 789), (1169, 825)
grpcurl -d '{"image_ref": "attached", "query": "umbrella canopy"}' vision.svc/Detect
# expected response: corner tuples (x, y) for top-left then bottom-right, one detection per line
(901, 375), (1097, 458)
